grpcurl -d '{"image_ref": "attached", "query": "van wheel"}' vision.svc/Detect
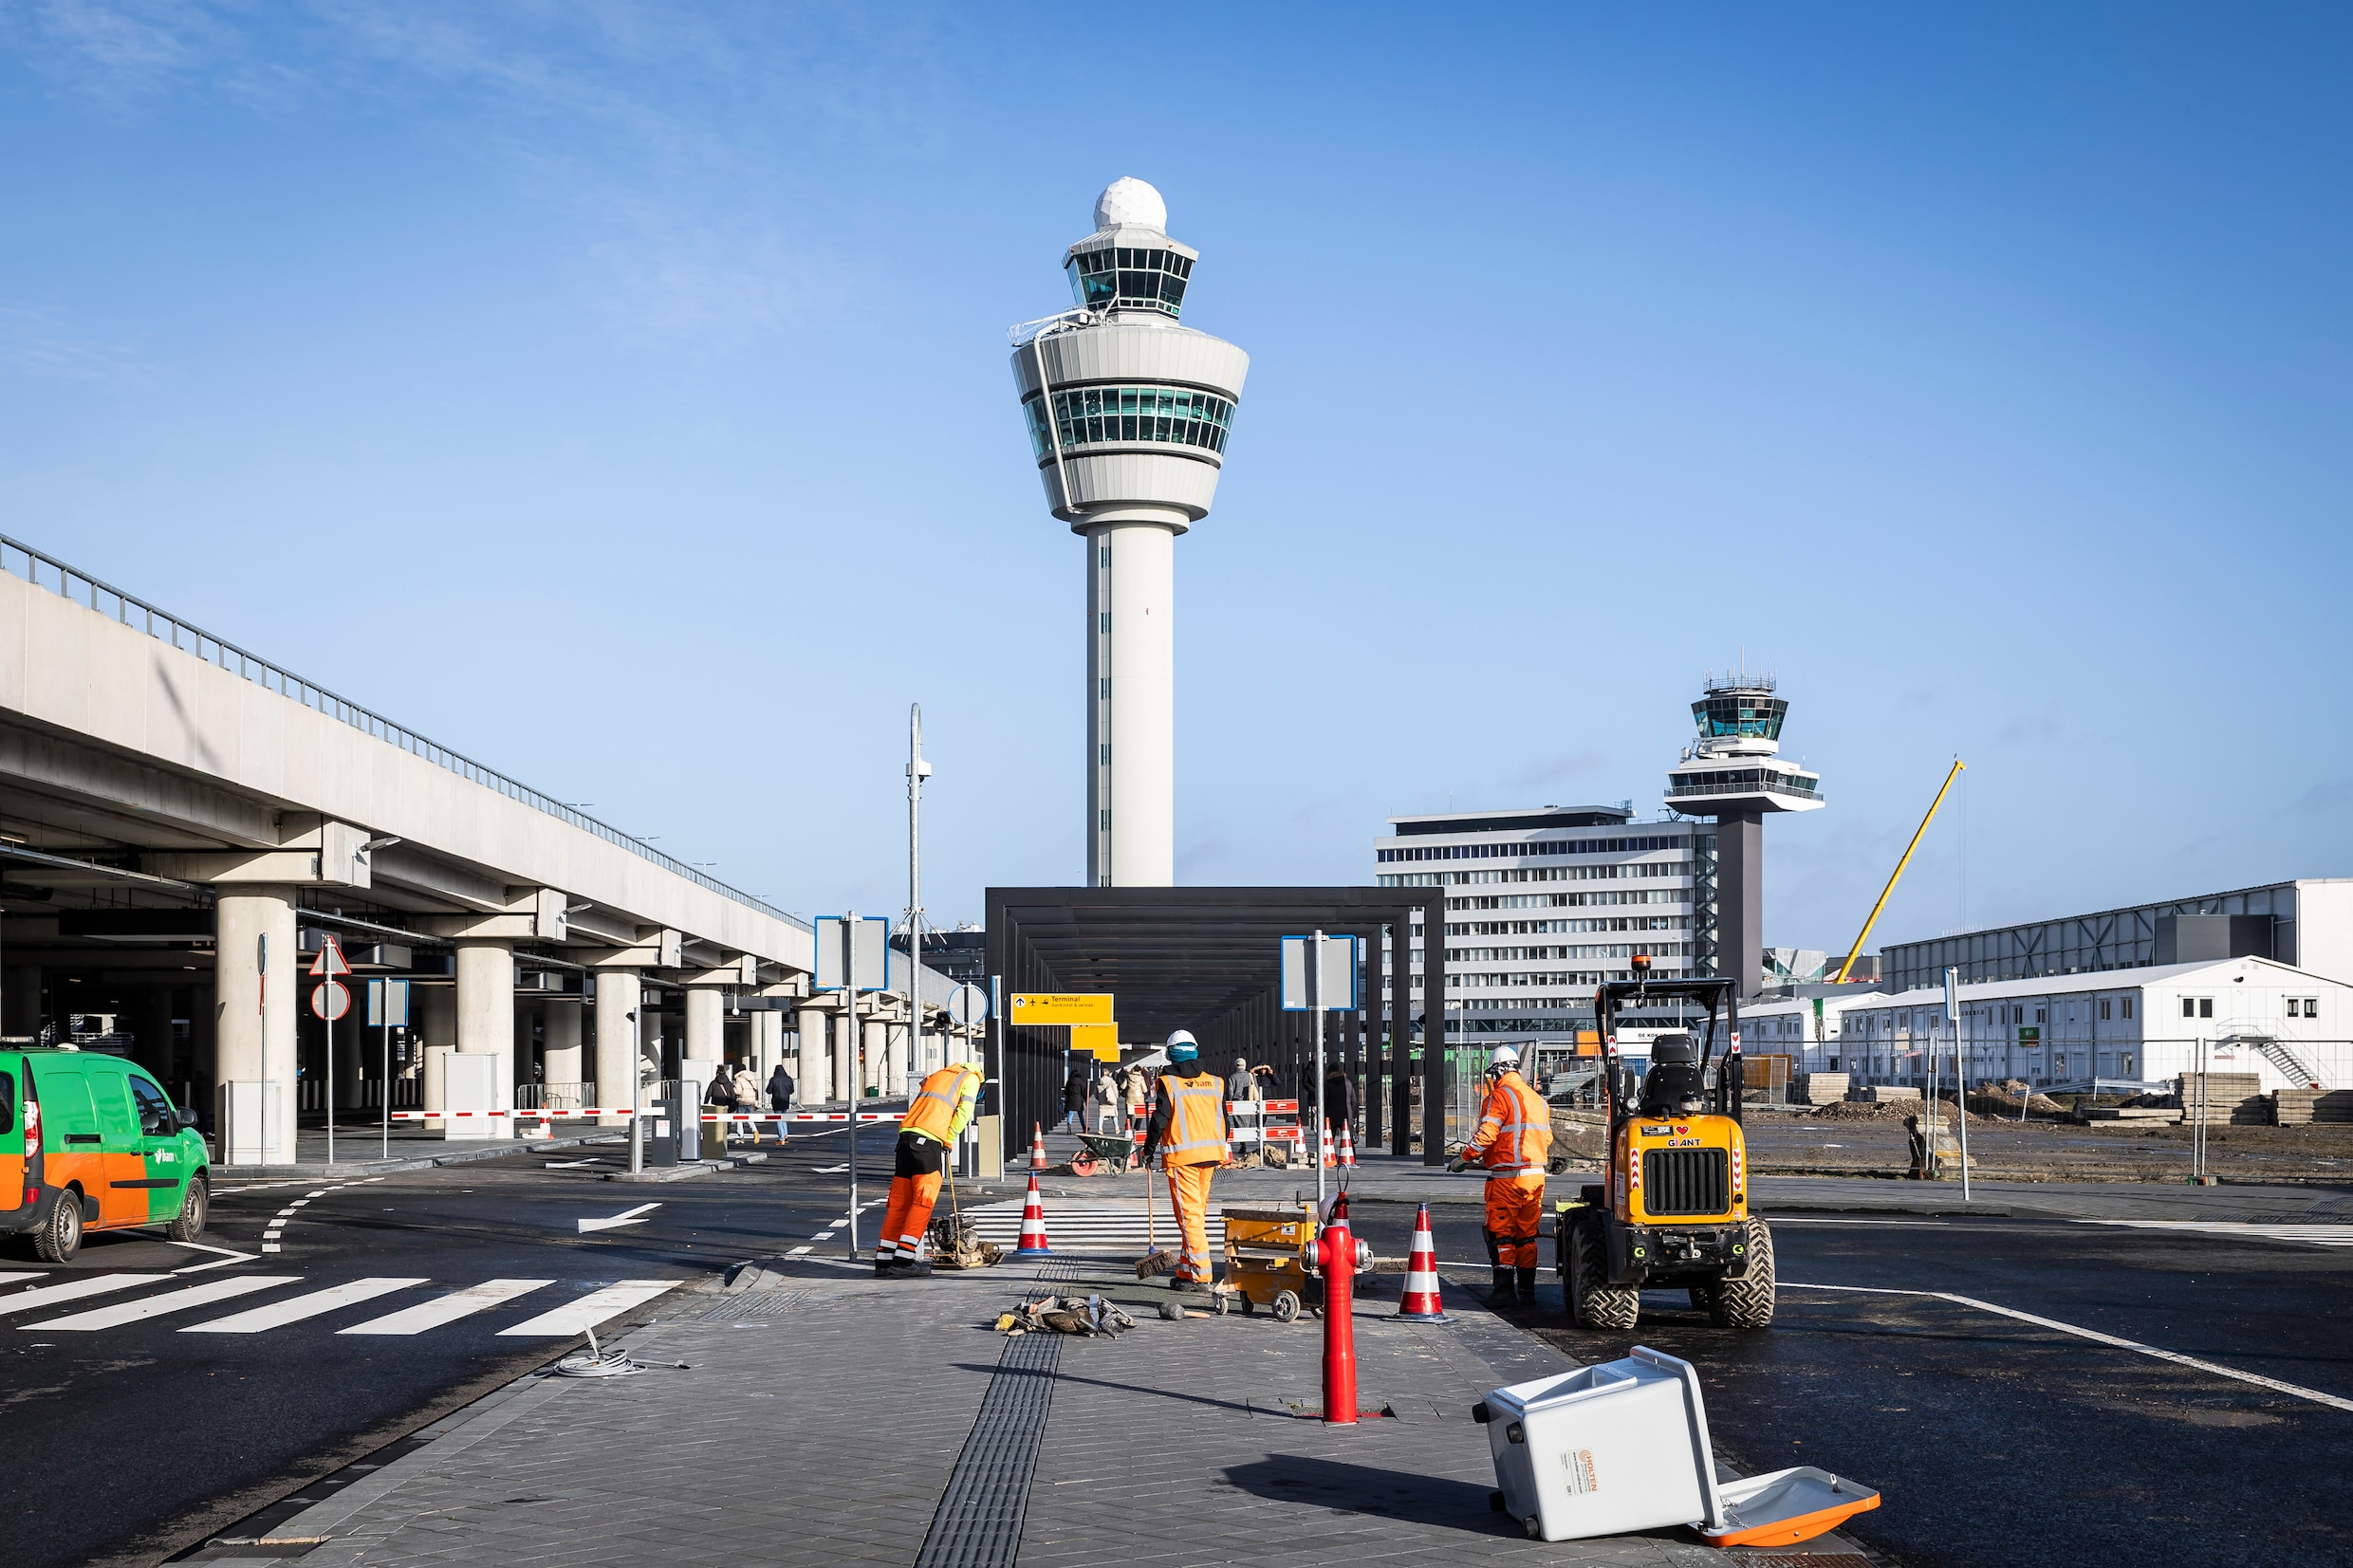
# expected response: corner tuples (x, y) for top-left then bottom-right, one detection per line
(1570, 1221), (1638, 1330)
(1710, 1219), (1776, 1329)
(167, 1174), (209, 1242)
(34, 1190), (83, 1263)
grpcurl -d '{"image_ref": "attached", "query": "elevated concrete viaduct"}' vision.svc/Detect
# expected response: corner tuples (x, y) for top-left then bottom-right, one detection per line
(0, 538), (958, 1164)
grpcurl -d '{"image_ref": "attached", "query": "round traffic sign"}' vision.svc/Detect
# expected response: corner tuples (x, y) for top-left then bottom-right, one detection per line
(947, 983), (990, 1027)
(309, 979), (351, 1022)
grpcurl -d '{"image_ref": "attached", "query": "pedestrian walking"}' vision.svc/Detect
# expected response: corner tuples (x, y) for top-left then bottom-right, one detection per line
(1122, 1062), (1149, 1128)
(1093, 1068), (1121, 1134)
(1140, 1031), (1228, 1294)
(1226, 1056), (1259, 1104)
(1061, 1061), (1091, 1134)
(1446, 1044), (1552, 1305)
(766, 1061), (795, 1142)
(877, 1059), (983, 1276)
(731, 1061), (763, 1142)
(1323, 1061), (1358, 1136)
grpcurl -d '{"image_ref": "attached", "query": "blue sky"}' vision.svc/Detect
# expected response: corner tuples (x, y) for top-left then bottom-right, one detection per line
(1, 3), (2346, 954)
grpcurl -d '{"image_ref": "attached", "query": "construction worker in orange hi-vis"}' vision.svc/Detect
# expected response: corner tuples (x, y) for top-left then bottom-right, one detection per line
(876, 1059), (983, 1278)
(1448, 1043), (1552, 1305)
(1139, 1029), (1228, 1294)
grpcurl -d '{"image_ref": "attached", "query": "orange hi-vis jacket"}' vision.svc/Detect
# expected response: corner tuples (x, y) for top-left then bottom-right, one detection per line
(901, 1063), (982, 1146)
(1153, 1067), (1230, 1166)
(1466, 1070), (1551, 1177)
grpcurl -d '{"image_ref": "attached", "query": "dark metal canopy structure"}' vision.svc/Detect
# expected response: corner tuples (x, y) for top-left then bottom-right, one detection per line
(985, 885), (1452, 1163)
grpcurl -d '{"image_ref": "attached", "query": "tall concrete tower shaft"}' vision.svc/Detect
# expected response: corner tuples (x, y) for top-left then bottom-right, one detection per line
(1010, 178), (1249, 886)
(1662, 674), (1825, 999)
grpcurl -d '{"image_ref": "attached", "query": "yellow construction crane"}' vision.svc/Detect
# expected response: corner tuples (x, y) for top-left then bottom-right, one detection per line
(1834, 757), (1966, 984)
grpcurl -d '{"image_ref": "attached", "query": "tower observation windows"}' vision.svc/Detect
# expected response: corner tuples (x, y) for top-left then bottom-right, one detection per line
(1026, 385), (1234, 460)
(1066, 247), (1193, 316)
(1692, 692), (1788, 740)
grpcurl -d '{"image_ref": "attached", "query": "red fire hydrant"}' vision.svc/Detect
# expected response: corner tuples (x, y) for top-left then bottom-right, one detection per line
(1315, 1191), (1359, 1425)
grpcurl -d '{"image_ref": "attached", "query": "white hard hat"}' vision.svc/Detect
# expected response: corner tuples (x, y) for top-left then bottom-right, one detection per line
(1490, 1045), (1520, 1069)
(1166, 1029), (1198, 1049)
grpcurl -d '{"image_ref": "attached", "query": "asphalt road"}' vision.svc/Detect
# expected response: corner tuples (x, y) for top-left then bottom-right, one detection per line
(0, 1129), (902, 1568)
(1347, 1201), (2353, 1568)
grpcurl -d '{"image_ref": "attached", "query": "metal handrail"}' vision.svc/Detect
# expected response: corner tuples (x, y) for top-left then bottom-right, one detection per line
(0, 534), (806, 932)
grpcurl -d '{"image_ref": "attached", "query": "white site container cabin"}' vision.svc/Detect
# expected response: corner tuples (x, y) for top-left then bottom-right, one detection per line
(1830, 956), (2353, 1093)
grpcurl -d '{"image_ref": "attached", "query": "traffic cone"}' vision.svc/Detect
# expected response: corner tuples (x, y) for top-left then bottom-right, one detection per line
(1013, 1171), (1053, 1257)
(1396, 1202), (1447, 1321)
(1338, 1120), (1356, 1168)
(1321, 1118), (1336, 1169)
(1028, 1121), (1049, 1171)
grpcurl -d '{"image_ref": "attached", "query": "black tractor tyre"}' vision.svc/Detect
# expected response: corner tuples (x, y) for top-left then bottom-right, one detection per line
(1710, 1218), (1777, 1329)
(34, 1189), (83, 1264)
(1569, 1220), (1639, 1330)
(167, 1174), (209, 1242)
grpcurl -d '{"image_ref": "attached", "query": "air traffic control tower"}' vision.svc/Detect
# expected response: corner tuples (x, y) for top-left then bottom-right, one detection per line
(1010, 178), (1250, 887)
(1664, 674), (1825, 999)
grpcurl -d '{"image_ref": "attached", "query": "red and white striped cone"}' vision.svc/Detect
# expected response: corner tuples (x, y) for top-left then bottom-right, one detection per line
(1013, 1171), (1054, 1257)
(1321, 1118), (1336, 1169)
(1028, 1121), (1049, 1171)
(1396, 1201), (1447, 1321)
(1337, 1120), (1356, 1168)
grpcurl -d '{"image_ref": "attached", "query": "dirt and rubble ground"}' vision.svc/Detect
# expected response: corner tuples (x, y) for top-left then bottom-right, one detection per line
(1743, 1105), (2353, 1182)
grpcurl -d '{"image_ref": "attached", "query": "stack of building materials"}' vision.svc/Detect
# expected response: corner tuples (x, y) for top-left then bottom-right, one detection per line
(2176, 1073), (2268, 1126)
(2274, 1088), (2320, 1126)
(1861, 1085), (1921, 1104)
(1792, 1073), (1847, 1106)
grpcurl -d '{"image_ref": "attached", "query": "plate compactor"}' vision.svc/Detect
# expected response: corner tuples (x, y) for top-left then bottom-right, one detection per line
(1555, 970), (1775, 1330)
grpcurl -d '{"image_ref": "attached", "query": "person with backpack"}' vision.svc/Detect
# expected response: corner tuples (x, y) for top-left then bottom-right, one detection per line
(767, 1060), (796, 1141)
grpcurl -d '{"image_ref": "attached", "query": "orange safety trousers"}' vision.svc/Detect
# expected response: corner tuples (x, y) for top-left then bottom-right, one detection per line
(1484, 1172), (1546, 1269)
(879, 1170), (944, 1261)
(1164, 1161), (1217, 1282)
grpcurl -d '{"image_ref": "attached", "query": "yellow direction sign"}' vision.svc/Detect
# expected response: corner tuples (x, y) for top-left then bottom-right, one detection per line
(1070, 1023), (1120, 1060)
(1009, 993), (1113, 1025)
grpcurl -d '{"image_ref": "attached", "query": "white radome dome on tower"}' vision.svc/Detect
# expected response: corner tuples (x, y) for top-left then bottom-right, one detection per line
(1094, 176), (1166, 231)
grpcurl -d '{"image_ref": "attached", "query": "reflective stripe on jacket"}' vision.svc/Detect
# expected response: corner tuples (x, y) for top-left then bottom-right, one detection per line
(1155, 1069), (1229, 1165)
(1467, 1071), (1552, 1176)
(902, 1064), (982, 1145)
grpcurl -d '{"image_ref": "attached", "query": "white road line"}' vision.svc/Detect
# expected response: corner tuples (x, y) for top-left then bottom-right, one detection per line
(341, 1279), (556, 1337)
(787, 1246), (812, 1256)
(0, 1273), (166, 1317)
(1765, 1217), (1948, 1226)
(0, 1273), (46, 1284)
(183, 1277), (427, 1335)
(157, 1239), (260, 1275)
(2079, 1220), (2353, 1249)
(496, 1281), (681, 1337)
(1783, 1282), (2353, 1413)
(28, 1275), (299, 1331)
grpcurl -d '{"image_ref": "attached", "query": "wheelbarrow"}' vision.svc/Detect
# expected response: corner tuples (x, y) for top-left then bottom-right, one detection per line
(1220, 1201), (1322, 1322)
(1069, 1130), (1139, 1177)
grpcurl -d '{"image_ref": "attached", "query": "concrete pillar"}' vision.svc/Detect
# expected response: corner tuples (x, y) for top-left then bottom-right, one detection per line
(884, 1020), (908, 1098)
(3, 964), (41, 1036)
(213, 888), (299, 1165)
(753, 1011), (783, 1080)
(594, 970), (640, 1126)
(798, 1005), (830, 1106)
(1084, 520), (1177, 887)
(544, 998), (584, 1113)
(417, 984), (456, 1129)
(862, 1017), (889, 1096)
(134, 987), (175, 1079)
(1717, 809), (1765, 1001)
(834, 1007), (859, 1103)
(684, 986), (725, 1080)
(190, 984), (215, 1125)
(455, 939), (514, 1139)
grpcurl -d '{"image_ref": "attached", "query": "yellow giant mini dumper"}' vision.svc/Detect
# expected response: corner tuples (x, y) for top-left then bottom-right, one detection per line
(1219, 1201), (1318, 1322)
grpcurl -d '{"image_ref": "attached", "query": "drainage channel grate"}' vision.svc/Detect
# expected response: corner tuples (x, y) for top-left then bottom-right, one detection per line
(677, 1289), (811, 1321)
(914, 1266), (1076, 1568)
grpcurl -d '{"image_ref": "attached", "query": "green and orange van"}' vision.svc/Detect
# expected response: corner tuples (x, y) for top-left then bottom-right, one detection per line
(0, 1046), (210, 1262)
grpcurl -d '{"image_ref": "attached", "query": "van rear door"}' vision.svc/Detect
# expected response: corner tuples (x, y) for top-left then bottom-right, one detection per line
(41, 1066), (105, 1218)
(0, 1055), (22, 1219)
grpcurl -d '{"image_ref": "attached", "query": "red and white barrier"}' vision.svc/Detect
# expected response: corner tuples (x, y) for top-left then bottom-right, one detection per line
(387, 1109), (905, 1124)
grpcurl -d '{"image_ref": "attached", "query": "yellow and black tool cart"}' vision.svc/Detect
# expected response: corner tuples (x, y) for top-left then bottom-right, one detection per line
(1219, 1201), (1320, 1322)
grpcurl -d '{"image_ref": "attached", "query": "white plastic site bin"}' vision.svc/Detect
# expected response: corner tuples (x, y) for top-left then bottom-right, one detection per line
(1478, 1346), (1722, 1541)
(1478, 1347), (1883, 1547)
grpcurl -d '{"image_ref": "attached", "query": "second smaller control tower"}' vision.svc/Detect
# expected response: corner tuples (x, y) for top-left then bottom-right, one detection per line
(1664, 674), (1825, 999)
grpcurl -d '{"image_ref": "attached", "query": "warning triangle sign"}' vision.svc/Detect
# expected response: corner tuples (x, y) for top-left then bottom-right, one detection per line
(308, 934), (353, 978)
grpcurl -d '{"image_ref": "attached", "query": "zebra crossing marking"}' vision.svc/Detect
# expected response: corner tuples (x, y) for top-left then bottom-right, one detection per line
(497, 1280), (680, 1337)
(2083, 1220), (2353, 1249)
(28, 1275), (299, 1331)
(341, 1279), (555, 1337)
(184, 1277), (428, 1335)
(0, 1273), (169, 1318)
